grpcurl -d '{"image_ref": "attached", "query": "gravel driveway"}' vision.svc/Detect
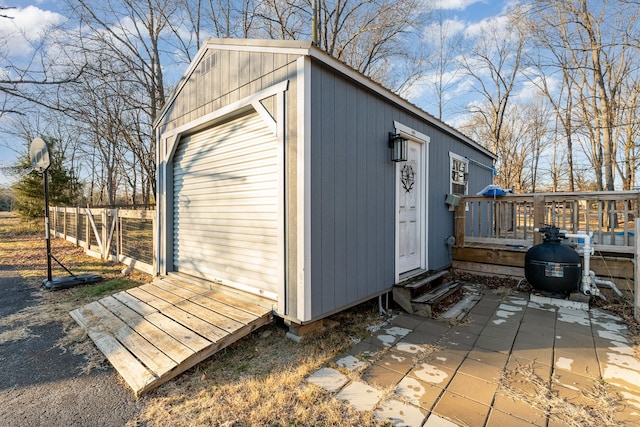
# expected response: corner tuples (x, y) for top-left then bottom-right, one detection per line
(0, 268), (145, 427)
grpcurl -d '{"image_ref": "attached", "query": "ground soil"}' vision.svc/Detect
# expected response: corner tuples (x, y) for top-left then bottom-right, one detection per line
(0, 268), (146, 427)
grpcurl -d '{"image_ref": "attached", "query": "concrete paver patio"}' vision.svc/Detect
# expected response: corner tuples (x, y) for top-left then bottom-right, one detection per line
(306, 286), (640, 426)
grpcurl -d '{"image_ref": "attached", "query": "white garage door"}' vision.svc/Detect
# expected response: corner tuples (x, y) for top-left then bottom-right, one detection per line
(172, 112), (282, 299)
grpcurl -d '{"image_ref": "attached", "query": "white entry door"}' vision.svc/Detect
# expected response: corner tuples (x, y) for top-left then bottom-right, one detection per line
(397, 139), (422, 274)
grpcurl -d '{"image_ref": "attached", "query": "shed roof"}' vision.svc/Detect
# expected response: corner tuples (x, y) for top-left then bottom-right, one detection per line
(155, 38), (497, 160)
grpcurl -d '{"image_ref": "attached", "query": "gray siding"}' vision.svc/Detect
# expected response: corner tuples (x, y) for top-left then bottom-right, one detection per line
(307, 61), (494, 318)
(309, 62), (394, 319)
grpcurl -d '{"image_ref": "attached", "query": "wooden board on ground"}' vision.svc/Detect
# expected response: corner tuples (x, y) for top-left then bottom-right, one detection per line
(70, 277), (274, 396)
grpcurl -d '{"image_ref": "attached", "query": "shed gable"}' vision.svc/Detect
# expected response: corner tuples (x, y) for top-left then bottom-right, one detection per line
(159, 48), (302, 135)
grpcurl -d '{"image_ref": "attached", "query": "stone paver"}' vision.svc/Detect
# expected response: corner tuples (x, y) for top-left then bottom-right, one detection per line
(304, 287), (640, 426)
(433, 391), (491, 426)
(395, 376), (443, 410)
(423, 414), (460, 426)
(306, 367), (348, 392)
(336, 380), (383, 411)
(374, 398), (426, 426)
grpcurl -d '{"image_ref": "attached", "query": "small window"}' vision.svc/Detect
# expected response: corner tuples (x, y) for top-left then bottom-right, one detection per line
(450, 153), (468, 196)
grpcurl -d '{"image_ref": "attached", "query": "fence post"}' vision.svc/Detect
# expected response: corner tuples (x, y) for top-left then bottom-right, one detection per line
(63, 207), (67, 240)
(533, 195), (545, 245)
(635, 219), (639, 323)
(85, 208), (90, 251)
(75, 206), (80, 247)
(102, 208), (108, 259)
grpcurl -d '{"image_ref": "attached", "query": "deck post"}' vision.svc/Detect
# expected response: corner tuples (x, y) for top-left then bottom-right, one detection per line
(533, 195), (545, 245)
(454, 202), (466, 246)
(635, 219), (639, 323)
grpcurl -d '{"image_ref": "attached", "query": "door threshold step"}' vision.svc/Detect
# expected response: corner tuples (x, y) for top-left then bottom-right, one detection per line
(395, 270), (448, 290)
(412, 281), (461, 304)
(410, 281), (464, 318)
(392, 270), (450, 314)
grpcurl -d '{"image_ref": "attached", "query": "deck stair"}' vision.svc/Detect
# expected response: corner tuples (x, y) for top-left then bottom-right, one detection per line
(70, 276), (274, 396)
(393, 270), (463, 318)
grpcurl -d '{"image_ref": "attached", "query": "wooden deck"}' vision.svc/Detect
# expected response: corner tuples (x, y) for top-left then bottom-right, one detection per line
(70, 277), (274, 396)
(453, 243), (635, 290)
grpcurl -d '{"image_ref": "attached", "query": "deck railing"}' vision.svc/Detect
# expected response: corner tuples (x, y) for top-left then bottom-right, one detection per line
(49, 206), (155, 275)
(454, 191), (640, 254)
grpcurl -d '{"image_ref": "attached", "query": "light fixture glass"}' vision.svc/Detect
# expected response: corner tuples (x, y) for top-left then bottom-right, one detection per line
(389, 133), (408, 162)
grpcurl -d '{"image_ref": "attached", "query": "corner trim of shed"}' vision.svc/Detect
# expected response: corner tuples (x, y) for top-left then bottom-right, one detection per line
(295, 55), (313, 322)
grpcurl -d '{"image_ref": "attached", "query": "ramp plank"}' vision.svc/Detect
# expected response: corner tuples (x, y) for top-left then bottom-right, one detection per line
(70, 307), (156, 394)
(159, 304), (229, 342)
(190, 294), (258, 325)
(112, 291), (158, 316)
(201, 289), (274, 317)
(164, 274), (276, 310)
(70, 277), (273, 396)
(138, 283), (188, 304)
(126, 286), (173, 310)
(156, 279), (270, 317)
(82, 302), (176, 377)
(152, 279), (201, 299)
(175, 299), (245, 332)
(99, 296), (195, 362)
(145, 311), (211, 353)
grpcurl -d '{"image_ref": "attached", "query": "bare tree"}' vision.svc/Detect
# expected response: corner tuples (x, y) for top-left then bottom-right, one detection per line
(531, 0), (640, 192)
(0, 6), (15, 19)
(415, 9), (464, 120)
(255, 0), (425, 90)
(458, 7), (527, 188)
(0, 13), (86, 118)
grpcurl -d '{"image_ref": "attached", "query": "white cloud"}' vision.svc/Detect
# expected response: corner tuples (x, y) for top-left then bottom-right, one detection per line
(422, 18), (466, 44)
(431, 0), (486, 11)
(463, 13), (510, 39)
(0, 6), (65, 56)
(513, 72), (560, 103)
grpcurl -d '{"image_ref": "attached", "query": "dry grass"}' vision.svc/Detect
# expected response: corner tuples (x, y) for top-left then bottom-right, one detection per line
(1, 212), (394, 426)
(139, 305), (392, 426)
(500, 362), (623, 427)
(0, 212), (151, 370)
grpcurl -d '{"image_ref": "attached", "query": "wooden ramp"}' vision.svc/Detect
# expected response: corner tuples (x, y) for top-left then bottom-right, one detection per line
(70, 277), (274, 396)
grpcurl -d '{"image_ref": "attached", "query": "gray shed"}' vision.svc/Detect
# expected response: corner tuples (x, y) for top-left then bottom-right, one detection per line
(154, 38), (496, 325)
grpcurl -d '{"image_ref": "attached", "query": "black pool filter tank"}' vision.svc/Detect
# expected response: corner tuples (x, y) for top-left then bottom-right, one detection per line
(524, 225), (582, 294)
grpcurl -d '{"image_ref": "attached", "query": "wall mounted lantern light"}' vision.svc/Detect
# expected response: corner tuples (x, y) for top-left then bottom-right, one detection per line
(388, 133), (408, 162)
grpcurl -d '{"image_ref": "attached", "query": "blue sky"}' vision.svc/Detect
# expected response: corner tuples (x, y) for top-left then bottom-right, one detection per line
(0, 0), (513, 184)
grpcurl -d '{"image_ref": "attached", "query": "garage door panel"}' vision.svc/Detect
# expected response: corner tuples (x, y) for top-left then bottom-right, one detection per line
(173, 226), (277, 240)
(176, 140), (276, 165)
(174, 238), (278, 255)
(172, 112), (281, 299)
(174, 156), (278, 177)
(174, 244), (279, 265)
(175, 131), (274, 162)
(176, 263), (278, 291)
